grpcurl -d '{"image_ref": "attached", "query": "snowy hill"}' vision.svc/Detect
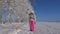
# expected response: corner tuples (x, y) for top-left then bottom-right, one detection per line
(0, 0), (35, 23)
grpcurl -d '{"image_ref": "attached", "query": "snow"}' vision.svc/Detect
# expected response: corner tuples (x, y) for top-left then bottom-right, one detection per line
(34, 22), (60, 34)
(0, 22), (60, 34)
(0, 23), (30, 34)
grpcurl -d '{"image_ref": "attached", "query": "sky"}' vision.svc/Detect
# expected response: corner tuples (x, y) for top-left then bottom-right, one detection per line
(29, 0), (60, 21)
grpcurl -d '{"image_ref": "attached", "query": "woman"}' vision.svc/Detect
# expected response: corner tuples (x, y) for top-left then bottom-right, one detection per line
(29, 12), (35, 34)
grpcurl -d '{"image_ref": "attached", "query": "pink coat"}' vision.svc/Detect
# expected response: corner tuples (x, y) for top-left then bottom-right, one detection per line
(29, 19), (35, 32)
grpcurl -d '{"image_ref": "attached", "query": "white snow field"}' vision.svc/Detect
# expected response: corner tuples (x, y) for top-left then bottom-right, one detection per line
(0, 22), (30, 34)
(0, 22), (60, 34)
(34, 22), (60, 34)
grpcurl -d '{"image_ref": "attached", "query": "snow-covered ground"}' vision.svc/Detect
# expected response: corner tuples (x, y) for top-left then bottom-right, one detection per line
(0, 22), (60, 34)
(34, 22), (60, 34)
(0, 23), (30, 34)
